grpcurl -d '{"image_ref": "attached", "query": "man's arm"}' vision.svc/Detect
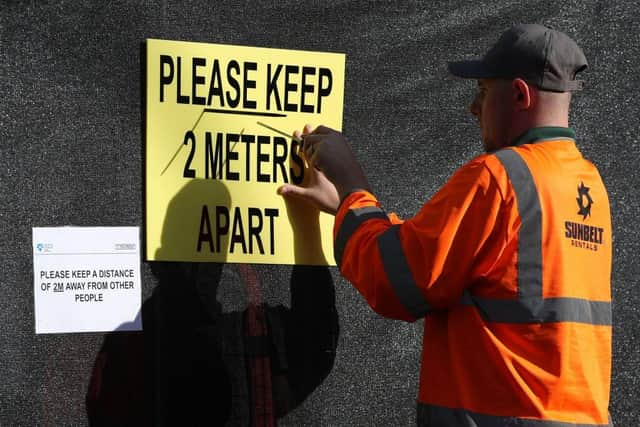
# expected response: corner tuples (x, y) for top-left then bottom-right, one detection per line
(279, 125), (505, 320)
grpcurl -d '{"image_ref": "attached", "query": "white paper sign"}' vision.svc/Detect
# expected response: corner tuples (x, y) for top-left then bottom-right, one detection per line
(32, 227), (142, 334)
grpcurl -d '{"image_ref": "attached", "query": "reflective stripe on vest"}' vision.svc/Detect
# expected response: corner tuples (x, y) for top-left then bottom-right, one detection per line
(334, 206), (388, 267)
(334, 148), (611, 325)
(378, 225), (432, 318)
(416, 403), (613, 427)
(460, 148), (611, 326)
(334, 207), (431, 319)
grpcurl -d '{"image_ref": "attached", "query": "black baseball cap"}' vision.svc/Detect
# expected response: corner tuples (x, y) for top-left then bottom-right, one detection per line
(448, 24), (587, 92)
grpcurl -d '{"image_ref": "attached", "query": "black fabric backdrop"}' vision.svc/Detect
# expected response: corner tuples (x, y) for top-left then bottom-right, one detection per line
(1, 1), (638, 425)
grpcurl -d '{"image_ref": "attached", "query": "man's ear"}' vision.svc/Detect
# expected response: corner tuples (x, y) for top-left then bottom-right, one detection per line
(513, 78), (532, 110)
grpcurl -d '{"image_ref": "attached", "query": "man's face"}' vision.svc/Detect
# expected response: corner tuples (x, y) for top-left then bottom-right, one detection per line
(470, 79), (513, 152)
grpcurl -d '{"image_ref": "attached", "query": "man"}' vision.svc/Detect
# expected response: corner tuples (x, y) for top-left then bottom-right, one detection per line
(278, 24), (612, 426)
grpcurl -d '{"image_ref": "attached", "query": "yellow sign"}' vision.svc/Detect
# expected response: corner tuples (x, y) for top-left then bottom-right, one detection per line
(145, 39), (345, 265)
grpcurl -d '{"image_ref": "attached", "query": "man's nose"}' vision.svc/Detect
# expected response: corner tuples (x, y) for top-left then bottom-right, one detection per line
(470, 94), (481, 116)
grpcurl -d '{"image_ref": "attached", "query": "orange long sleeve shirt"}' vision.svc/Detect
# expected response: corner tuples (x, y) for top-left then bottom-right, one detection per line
(333, 127), (612, 426)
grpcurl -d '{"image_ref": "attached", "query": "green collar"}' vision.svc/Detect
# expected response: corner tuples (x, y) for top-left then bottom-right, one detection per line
(511, 127), (576, 146)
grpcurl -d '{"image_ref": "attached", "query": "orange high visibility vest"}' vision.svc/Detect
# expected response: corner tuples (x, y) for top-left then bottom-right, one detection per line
(334, 128), (612, 426)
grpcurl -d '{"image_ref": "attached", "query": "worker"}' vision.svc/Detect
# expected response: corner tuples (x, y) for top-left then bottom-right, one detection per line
(278, 23), (613, 426)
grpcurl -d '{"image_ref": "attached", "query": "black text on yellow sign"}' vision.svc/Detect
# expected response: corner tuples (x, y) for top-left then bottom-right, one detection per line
(158, 55), (333, 114)
(181, 130), (304, 183)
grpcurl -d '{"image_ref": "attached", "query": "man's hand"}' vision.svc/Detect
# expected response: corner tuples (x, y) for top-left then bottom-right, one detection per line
(278, 167), (340, 216)
(277, 125), (370, 215)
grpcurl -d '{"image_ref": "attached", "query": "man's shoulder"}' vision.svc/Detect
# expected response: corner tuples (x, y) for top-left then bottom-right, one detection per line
(457, 152), (507, 176)
(447, 152), (515, 197)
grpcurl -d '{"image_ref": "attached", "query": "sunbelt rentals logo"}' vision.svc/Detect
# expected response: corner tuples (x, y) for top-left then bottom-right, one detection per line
(564, 181), (604, 251)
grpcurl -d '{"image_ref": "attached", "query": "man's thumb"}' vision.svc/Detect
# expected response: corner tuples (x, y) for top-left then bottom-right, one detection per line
(277, 184), (308, 199)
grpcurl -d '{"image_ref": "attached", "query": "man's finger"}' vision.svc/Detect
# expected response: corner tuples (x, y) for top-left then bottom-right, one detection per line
(301, 133), (324, 149)
(312, 125), (333, 135)
(307, 142), (324, 167)
(304, 139), (317, 158)
(277, 184), (309, 199)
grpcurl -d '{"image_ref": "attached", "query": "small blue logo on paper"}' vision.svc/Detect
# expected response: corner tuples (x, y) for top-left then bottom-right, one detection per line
(36, 243), (53, 253)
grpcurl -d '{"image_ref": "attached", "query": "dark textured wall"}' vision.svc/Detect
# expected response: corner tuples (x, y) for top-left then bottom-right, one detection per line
(2, 1), (638, 425)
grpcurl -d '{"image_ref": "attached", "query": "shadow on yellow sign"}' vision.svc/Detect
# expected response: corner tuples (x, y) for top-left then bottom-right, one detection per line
(154, 176), (331, 265)
(155, 179), (231, 263)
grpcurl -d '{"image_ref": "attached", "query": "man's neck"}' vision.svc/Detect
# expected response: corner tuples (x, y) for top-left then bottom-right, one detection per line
(507, 115), (569, 147)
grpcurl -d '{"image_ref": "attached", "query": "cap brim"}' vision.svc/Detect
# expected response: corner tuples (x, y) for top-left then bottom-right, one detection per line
(448, 60), (495, 79)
